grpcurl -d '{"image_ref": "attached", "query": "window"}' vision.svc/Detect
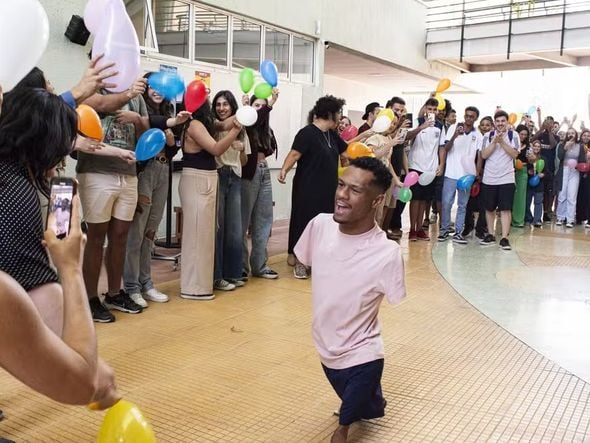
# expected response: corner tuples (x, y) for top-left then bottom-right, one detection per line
(232, 18), (261, 70)
(194, 7), (228, 66)
(292, 36), (314, 83)
(153, 0), (190, 59)
(264, 28), (289, 78)
(124, 0), (156, 48)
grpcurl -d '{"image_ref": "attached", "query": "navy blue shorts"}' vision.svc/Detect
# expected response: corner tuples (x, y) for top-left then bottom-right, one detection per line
(322, 359), (386, 426)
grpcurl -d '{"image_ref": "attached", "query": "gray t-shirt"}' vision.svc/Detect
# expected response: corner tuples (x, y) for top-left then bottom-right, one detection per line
(481, 130), (520, 185)
(76, 94), (148, 176)
(564, 143), (581, 161)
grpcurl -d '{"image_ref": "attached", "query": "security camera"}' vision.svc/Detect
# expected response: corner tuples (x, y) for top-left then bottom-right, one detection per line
(324, 41), (331, 49)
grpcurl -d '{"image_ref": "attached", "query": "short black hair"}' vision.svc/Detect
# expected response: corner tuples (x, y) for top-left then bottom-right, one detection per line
(425, 98), (438, 108)
(494, 110), (509, 120)
(465, 106), (480, 118)
(307, 95), (345, 124)
(388, 96), (405, 108)
(449, 109), (456, 114)
(349, 157), (393, 193)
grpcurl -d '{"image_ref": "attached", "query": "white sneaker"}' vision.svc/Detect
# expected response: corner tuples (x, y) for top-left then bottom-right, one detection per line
(214, 279), (236, 291)
(129, 292), (148, 308)
(143, 288), (169, 303)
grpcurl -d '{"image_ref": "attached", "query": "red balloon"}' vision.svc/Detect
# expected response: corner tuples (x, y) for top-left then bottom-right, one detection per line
(341, 125), (358, 141)
(470, 181), (481, 197)
(577, 162), (590, 173)
(184, 80), (208, 113)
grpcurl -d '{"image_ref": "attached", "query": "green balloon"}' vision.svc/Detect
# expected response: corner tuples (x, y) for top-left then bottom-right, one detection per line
(239, 68), (255, 94)
(536, 158), (545, 173)
(398, 187), (413, 203)
(254, 82), (273, 99)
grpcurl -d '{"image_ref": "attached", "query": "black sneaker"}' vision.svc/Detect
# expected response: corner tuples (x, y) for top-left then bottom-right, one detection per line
(452, 233), (468, 244)
(534, 222), (542, 227)
(499, 237), (511, 250)
(89, 297), (115, 323)
(255, 269), (279, 279)
(241, 271), (249, 282)
(437, 231), (450, 242)
(543, 213), (551, 223)
(479, 234), (496, 246)
(475, 231), (486, 240)
(104, 290), (143, 314)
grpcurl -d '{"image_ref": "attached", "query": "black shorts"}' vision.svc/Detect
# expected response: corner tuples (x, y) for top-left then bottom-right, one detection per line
(543, 170), (554, 195)
(433, 175), (444, 202)
(409, 169), (435, 201)
(322, 359), (385, 426)
(481, 183), (516, 212)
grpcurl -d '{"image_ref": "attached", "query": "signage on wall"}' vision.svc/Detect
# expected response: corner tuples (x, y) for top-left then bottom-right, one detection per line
(159, 64), (178, 74)
(194, 71), (211, 93)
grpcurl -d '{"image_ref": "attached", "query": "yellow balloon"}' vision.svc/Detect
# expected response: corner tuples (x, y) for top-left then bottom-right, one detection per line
(338, 166), (346, 177)
(436, 78), (451, 93)
(436, 93), (445, 111)
(377, 108), (395, 122)
(97, 400), (156, 443)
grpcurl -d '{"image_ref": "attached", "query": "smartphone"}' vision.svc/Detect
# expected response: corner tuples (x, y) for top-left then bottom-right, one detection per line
(427, 112), (435, 122)
(398, 128), (408, 142)
(405, 113), (413, 127)
(47, 177), (76, 239)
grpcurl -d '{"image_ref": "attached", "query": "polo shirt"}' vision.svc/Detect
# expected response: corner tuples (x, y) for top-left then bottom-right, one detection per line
(443, 124), (483, 179)
(481, 130), (520, 185)
(408, 118), (443, 173)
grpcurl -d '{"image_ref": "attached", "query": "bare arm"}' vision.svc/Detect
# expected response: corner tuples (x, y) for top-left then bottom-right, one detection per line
(75, 137), (136, 164)
(82, 78), (146, 114)
(278, 150), (303, 183)
(69, 54), (117, 105)
(186, 119), (241, 157)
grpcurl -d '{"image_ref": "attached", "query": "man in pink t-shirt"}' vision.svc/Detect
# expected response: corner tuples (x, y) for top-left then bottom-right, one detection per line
(295, 157), (406, 443)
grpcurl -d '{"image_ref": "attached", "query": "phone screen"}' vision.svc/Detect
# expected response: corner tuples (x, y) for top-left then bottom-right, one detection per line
(427, 113), (435, 122)
(47, 178), (74, 239)
(398, 128), (408, 142)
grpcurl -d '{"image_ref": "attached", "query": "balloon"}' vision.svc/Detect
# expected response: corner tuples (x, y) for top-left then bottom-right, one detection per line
(91, 0), (140, 92)
(147, 72), (185, 100)
(239, 68), (255, 93)
(403, 171), (420, 187)
(528, 174), (541, 187)
(566, 158), (578, 169)
(457, 174), (476, 190)
(372, 115), (391, 133)
(437, 95), (446, 111)
(97, 400), (156, 443)
(346, 142), (373, 159)
(254, 82), (273, 99)
(514, 159), (524, 170)
(76, 104), (103, 140)
(260, 59), (278, 87)
(0, 0), (49, 92)
(184, 80), (208, 113)
(536, 158), (545, 173)
(508, 113), (517, 125)
(470, 181), (481, 197)
(398, 187), (413, 203)
(577, 162), (590, 173)
(341, 125), (358, 141)
(418, 170), (436, 186)
(135, 128), (166, 161)
(235, 106), (258, 127)
(84, 0), (112, 34)
(377, 108), (395, 122)
(338, 166), (346, 177)
(527, 105), (536, 115)
(436, 78), (451, 93)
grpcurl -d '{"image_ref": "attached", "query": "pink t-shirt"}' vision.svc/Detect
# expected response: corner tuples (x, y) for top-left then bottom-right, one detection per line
(294, 213), (406, 370)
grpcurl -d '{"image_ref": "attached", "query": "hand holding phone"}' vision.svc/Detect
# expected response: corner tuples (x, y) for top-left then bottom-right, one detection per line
(427, 112), (435, 123)
(46, 177), (76, 240)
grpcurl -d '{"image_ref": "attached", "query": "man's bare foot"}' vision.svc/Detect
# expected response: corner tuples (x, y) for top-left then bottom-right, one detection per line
(331, 425), (349, 443)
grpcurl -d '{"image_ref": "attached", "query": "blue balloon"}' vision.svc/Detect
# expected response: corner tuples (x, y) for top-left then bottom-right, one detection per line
(457, 174), (476, 190)
(148, 72), (185, 100)
(135, 129), (166, 161)
(260, 59), (278, 87)
(528, 174), (540, 187)
(527, 105), (536, 115)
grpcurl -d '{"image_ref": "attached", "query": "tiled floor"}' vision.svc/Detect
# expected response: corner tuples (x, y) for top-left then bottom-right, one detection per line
(1, 219), (590, 442)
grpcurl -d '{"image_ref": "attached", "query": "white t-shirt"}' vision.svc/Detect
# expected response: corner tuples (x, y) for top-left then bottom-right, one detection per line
(215, 130), (251, 177)
(443, 124), (483, 179)
(294, 214), (406, 370)
(481, 130), (520, 185)
(408, 119), (443, 173)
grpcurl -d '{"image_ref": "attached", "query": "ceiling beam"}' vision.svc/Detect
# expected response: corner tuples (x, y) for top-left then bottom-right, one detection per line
(436, 59), (472, 73)
(469, 59), (570, 72)
(524, 52), (579, 67)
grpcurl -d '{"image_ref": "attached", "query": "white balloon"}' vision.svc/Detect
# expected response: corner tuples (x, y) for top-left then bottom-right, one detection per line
(84, 0), (112, 34)
(372, 115), (391, 133)
(418, 170), (436, 186)
(0, 0), (49, 92)
(236, 106), (258, 127)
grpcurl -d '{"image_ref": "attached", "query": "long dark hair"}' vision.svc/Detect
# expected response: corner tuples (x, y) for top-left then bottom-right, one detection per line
(143, 72), (174, 118)
(211, 90), (238, 120)
(15, 67), (48, 89)
(247, 96), (271, 151)
(182, 100), (215, 143)
(0, 88), (77, 196)
(516, 124), (530, 148)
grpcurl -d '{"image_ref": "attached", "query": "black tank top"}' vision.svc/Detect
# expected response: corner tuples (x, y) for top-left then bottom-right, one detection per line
(182, 151), (216, 170)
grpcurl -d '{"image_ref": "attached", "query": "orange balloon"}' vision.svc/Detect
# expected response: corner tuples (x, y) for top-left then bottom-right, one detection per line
(508, 112), (517, 125)
(515, 159), (524, 170)
(435, 78), (451, 93)
(76, 104), (103, 140)
(346, 142), (373, 159)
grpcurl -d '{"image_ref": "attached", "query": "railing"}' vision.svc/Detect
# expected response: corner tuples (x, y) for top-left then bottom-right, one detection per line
(426, 0), (590, 30)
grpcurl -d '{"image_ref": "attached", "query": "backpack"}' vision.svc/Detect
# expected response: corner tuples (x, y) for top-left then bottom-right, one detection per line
(489, 130), (514, 143)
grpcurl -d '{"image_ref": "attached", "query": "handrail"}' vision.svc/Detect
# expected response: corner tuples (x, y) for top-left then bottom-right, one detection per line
(426, 0), (590, 29)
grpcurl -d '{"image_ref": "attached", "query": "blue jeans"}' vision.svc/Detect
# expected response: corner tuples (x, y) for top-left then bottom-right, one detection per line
(526, 187), (544, 224)
(441, 177), (469, 234)
(123, 159), (169, 294)
(241, 161), (274, 275)
(214, 167), (243, 281)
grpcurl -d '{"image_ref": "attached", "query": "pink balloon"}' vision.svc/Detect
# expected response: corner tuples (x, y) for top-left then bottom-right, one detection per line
(91, 0), (140, 92)
(404, 171), (420, 187)
(84, 0), (111, 34)
(567, 158), (578, 169)
(341, 125), (358, 142)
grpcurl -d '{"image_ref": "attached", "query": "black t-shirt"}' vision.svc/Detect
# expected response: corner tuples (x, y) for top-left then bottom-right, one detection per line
(0, 161), (58, 291)
(358, 123), (371, 134)
(537, 130), (556, 173)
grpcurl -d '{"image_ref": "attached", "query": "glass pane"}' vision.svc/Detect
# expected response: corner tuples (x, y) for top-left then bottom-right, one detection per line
(153, 0), (190, 59)
(292, 36), (314, 83)
(232, 18), (261, 70)
(194, 7), (228, 66)
(264, 28), (289, 77)
(124, 0), (155, 48)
